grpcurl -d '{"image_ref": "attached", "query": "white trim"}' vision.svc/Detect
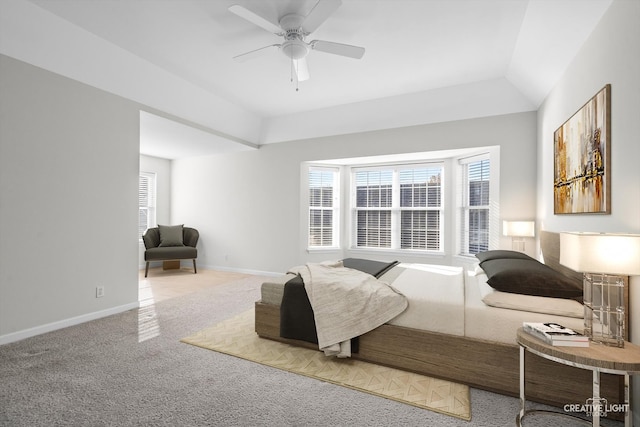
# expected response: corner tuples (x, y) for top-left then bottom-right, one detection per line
(139, 264), (284, 277)
(347, 248), (446, 259)
(0, 302), (139, 345)
(307, 247), (341, 254)
(197, 263), (282, 277)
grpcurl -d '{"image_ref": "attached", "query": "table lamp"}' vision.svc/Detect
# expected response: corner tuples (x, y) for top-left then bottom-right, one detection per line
(502, 221), (535, 252)
(560, 232), (640, 347)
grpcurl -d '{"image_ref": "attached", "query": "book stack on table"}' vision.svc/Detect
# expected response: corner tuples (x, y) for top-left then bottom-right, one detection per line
(523, 322), (589, 347)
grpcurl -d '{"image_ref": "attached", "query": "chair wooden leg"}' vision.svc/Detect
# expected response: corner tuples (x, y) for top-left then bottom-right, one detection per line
(193, 259), (197, 274)
(145, 262), (150, 278)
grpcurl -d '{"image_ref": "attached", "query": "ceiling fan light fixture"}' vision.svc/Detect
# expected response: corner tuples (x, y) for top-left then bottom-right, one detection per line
(229, 1), (365, 84)
(281, 39), (309, 60)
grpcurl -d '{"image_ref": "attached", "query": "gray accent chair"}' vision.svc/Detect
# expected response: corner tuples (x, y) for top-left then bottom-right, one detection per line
(142, 226), (199, 277)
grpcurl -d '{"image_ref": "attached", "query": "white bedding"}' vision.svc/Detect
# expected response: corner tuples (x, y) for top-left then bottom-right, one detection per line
(261, 262), (585, 346)
(464, 271), (584, 344)
(382, 263), (465, 336)
(477, 278), (583, 318)
(381, 265), (583, 344)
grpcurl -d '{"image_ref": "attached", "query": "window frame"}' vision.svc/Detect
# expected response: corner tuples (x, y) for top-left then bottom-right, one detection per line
(307, 166), (340, 250)
(350, 162), (444, 253)
(302, 147), (499, 259)
(139, 171), (157, 240)
(457, 154), (491, 256)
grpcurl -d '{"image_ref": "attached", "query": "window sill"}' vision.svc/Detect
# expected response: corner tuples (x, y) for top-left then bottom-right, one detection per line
(307, 247), (341, 253)
(347, 247), (446, 258)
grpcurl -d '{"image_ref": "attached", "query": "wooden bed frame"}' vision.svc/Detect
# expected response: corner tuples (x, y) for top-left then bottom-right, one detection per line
(254, 231), (628, 415)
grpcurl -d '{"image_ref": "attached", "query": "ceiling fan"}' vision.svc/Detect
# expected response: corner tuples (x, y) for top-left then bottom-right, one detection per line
(229, 0), (365, 83)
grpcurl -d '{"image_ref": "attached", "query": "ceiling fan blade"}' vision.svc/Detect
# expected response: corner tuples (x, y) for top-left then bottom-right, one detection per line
(311, 40), (365, 59)
(294, 58), (310, 81)
(302, 0), (342, 34)
(233, 44), (280, 62)
(228, 5), (282, 34)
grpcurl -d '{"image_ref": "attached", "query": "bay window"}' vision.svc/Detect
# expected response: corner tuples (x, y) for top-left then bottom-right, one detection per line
(305, 147), (497, 257)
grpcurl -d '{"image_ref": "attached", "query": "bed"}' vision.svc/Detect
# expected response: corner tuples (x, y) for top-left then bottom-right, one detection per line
(254, 231), (628, 412)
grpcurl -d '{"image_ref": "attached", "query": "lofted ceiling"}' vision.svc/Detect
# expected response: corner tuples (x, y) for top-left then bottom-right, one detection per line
(1, 0), (613, 158)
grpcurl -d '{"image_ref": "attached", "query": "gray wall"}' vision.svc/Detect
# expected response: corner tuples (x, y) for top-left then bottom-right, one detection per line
(171, 111), (537, 274)
(536, 0), (640, 234)
(535, 0), (640, 421)
(0, 55), (140, 342)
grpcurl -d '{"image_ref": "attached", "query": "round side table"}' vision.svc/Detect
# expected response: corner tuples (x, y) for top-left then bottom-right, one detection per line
(516, 327), (640, 427)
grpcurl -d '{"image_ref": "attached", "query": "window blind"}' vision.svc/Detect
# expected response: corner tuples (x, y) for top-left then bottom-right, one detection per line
(308, 167), (339, 247)
(139, 172), (156, 239)
(353, 165), (442, 251)
(459, 157), (490, 255)
(355, 169), (392, 247)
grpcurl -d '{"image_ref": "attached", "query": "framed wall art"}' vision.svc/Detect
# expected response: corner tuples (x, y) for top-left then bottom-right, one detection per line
(553, 84), (611, 214)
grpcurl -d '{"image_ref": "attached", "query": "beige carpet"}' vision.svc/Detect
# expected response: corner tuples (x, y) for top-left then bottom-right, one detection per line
(181, 310), (471, 421)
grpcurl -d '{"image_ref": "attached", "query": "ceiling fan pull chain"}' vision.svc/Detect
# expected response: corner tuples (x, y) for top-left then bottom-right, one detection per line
(289, 54), (299, 92)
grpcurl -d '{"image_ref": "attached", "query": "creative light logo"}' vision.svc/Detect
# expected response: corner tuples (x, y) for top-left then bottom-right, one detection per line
(564, 397), (628, 418)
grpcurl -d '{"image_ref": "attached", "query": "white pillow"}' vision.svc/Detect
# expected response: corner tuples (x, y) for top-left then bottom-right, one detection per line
(469, 264), (484, 276)
(480, 281), (583, 318)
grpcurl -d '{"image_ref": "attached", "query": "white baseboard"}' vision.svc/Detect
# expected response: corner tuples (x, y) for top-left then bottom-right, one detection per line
(0, 302), (139, 345)
(138, 262), (281, 277)
(198, 263), (282, 277)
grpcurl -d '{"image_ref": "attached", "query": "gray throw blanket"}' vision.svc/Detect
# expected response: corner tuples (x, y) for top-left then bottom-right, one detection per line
(288, 261), (408, 357)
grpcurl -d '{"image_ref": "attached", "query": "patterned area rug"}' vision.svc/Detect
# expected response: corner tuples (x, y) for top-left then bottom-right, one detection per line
(181, 310), (471, 421)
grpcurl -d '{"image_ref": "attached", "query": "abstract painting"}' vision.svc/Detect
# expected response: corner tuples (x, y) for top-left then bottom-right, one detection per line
(554, 84), (611, 214)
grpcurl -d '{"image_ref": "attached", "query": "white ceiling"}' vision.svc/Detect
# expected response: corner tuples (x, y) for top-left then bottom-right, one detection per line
(139, 111), (257, 159)
(1, 0), (613, 158)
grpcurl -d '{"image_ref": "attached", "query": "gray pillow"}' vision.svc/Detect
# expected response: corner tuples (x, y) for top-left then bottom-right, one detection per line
(475, 250), (534, 263)
(479, 258), (582, 299)
(342, 258), (399, 278)
(158, 224), (184, 247)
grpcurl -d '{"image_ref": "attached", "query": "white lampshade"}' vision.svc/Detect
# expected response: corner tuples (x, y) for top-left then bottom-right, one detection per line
(502, 221), (535, 237)
(560, 232), (640, 275)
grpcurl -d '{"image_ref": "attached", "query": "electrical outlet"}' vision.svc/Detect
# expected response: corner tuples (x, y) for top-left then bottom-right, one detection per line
(96, 286), (105, 298)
